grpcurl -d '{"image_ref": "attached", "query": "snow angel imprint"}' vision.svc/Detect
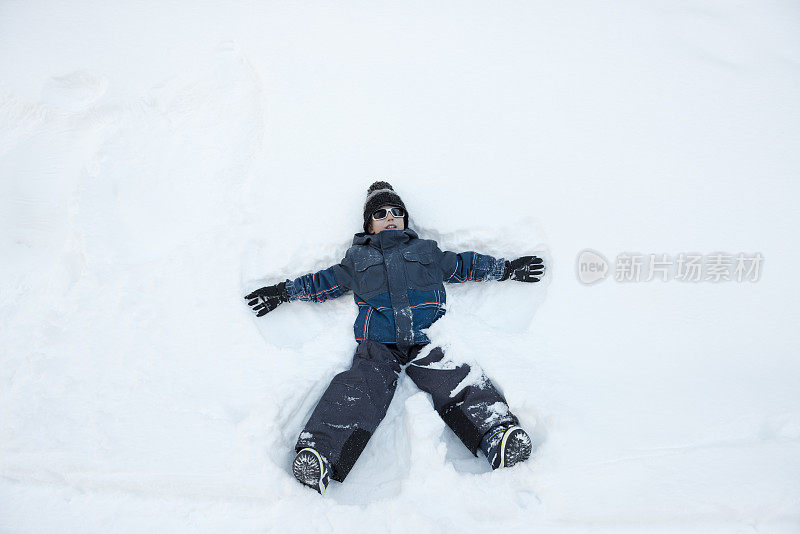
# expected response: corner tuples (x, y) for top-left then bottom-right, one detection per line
(245, 181), (545, 495)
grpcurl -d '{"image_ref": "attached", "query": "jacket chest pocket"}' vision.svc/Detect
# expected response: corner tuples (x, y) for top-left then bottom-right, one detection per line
(402, 251), (439, 288)
(354, 254), (386, 294)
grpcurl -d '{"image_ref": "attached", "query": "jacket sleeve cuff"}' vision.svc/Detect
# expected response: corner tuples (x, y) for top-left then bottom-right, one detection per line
(489, 257), (507, 281)
(284, 278), (301, 301)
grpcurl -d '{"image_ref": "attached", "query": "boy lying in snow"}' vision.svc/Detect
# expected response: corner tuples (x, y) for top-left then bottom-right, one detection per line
(245, 182), (544, 494)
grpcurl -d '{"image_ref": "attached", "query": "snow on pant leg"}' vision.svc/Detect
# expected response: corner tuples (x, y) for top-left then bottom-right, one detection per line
(295, 340), (401, 482)
(405, 346), (519, 456)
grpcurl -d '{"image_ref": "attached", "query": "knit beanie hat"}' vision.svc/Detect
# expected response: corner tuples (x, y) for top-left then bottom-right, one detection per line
(363, 181), (409, 233)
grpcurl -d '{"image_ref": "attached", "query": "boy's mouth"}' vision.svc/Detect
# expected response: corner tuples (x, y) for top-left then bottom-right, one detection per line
(387, 224), (397, 229)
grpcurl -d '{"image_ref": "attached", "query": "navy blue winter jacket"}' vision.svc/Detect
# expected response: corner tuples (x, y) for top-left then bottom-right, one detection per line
(284, 229), (506, 350)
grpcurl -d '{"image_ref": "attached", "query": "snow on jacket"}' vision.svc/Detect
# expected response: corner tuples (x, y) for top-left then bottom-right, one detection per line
(284, 228), (506, 349)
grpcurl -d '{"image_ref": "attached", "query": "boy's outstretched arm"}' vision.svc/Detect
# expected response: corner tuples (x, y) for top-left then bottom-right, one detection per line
(440, 250), (506, 283)
(440, 251), (544, 284)
(244, 260), (356, 317)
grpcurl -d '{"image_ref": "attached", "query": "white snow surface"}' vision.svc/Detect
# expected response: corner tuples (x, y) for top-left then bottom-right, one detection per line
(2, 1), (800, 532)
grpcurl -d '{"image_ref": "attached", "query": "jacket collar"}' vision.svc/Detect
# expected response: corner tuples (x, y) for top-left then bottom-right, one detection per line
(352, 228), (418, 249)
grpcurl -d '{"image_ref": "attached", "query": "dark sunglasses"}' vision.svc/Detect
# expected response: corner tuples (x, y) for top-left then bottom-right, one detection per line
(371, 207), (405, 220)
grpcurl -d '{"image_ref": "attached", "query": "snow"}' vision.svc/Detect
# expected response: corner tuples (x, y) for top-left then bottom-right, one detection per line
(2, 1), (799, 532)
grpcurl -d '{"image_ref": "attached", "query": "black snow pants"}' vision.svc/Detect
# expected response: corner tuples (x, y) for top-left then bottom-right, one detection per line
(295, 339), (519, 482)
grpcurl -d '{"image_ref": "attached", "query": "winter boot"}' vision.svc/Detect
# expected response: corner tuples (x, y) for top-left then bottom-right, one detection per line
(480, 424), (532, 470)
(292, 447), (330, 494)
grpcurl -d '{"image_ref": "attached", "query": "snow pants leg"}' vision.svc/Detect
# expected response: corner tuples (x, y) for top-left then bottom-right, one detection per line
(296, 341), (519, 482)
(296, 340), (401, 482)
(405, 346), (519, 456)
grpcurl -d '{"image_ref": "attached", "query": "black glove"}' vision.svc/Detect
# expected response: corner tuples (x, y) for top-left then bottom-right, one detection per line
(500, 256), (544, 283)
(244, 282), (290, 317)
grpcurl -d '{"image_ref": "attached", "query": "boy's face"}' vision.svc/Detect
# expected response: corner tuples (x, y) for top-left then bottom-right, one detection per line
(370, 205), (405, 234)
